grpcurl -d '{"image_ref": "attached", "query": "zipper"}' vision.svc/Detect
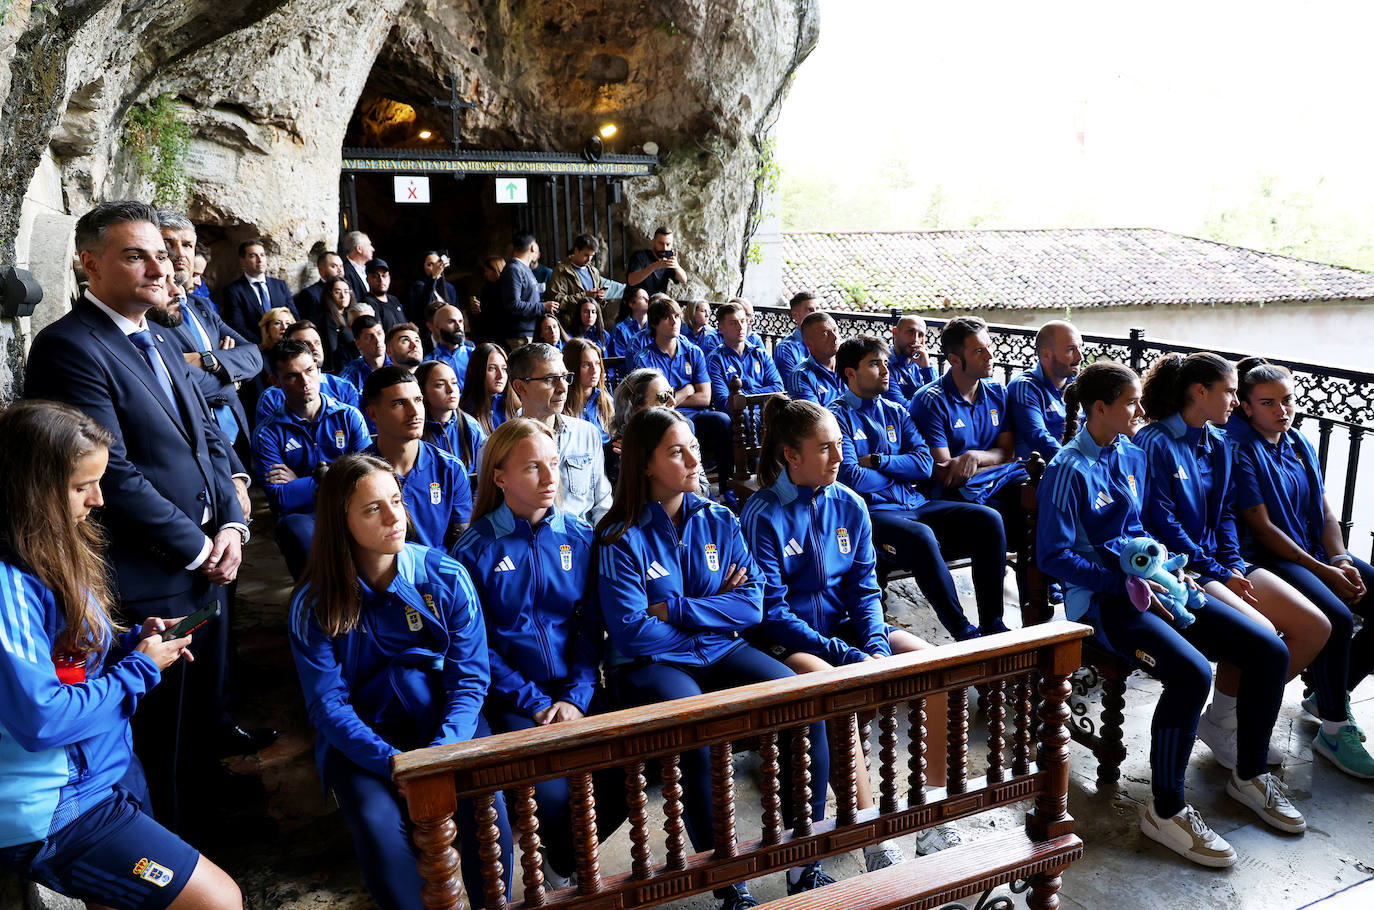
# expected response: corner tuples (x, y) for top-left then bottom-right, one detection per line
(807, 497), (828, 632)
(528, 524), (553, 672)
(664, 507), (704, 663)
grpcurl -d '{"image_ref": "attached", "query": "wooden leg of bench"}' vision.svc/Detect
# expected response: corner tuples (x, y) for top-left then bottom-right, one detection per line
(1027, 866), (1065, 910)
(1097, 672), (1128, 788)
(405, 776), (469, 910)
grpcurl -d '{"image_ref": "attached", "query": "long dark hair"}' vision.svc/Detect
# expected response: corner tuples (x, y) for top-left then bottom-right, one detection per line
(416, 360), (474, 465)
(293, 454), (410, 637)
(595, 407), (691, 543)
(1062, 361), (1138, 443)
(564, 338), (612, 427)
(460, 343), (517, 433)
(1140, 352), (1233, 421)
(0, 401), (118, 656)
(757, 396), (830, 488)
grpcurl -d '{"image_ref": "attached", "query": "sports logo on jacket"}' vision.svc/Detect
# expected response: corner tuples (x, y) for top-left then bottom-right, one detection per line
(1093, 490), (1114, 511)
(494, 555), (516, 572)
(430, 482), (442, 504)
(284, 438), (302, 453)
(990, 408), (1000, 427)
(560, 544), (573, 571)
(837, 527), (851, 554)
(1127, 475), (1139, 499)
(1174, 465), (1189, 481)
(953, 418), (966, 429)
(334, 429), (346, 449)
(886, 424), (897, 443)
(704, 543), (720, 572)
(646, 560), (671, 580)
(782, 538), (804, 557)
(405, 604), (424, 632)
(132, 859), (174, 887)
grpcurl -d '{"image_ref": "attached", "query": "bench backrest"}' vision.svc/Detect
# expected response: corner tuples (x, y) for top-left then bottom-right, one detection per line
(726, 379), (784, 506)
(393, 623), (1089, 910)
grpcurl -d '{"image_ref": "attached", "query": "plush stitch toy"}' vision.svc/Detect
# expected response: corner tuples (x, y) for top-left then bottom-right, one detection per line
(1118, 537), (1206, 629)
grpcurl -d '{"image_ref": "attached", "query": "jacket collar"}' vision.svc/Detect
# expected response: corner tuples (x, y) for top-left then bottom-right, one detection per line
(1067, 425), (1126, 464)
(772, 469), (830, 507)
(638, 492), (711, 529)
(490, 502), (566, 539)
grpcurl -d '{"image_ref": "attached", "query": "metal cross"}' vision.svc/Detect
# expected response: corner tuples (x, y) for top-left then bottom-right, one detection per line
(431, 73), (476, 153)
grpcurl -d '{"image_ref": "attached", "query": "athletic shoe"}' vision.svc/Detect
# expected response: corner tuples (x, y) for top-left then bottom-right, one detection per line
(1303, 691), (1366, 742)
(1139, 803), (1236, 868)
(914, 823), (964, 855)
(951, 621), (980, 642)
(716, 884), (760, 910)
(863, 843), (905, 873)
(540, 855), (573, 891)
(1313, 725), (1374, 779)
(1197, 709), (1284, 768)
(1226, 772), (1306, 833)
(785, 862), (835, 895)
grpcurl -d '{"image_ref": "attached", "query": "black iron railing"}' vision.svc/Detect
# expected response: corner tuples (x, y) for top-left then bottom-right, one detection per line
(744, 305), (1374, 556)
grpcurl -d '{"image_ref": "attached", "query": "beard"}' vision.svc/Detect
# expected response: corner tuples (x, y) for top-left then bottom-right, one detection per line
(439, 328), (465, 347)
(147, 298), (184, 327)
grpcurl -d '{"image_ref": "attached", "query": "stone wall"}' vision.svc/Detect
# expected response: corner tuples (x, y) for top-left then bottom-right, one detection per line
(0, 0), (819, 401)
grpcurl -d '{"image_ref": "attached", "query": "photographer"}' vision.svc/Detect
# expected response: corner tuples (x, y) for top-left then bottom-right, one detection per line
(407, 250), (458, 332)
(625, 226), (686, 301)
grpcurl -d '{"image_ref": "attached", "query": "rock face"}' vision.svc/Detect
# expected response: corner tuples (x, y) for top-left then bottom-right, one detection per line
(0, 0), (818, 397)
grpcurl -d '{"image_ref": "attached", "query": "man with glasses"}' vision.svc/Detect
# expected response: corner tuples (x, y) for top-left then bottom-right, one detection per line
(504, 343), (611, 524)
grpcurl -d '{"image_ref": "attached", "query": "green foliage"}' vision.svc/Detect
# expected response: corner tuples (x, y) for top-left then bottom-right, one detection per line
(746, 242), (764, 265)
(1199, 174), (1374, 272)
(122, 94), (192, 209)
(656, 21), (680, 37)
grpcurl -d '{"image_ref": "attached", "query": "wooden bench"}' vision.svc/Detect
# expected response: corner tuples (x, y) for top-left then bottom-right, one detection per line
(393, 623), (1090, 910)
(725, 379), (782, 506)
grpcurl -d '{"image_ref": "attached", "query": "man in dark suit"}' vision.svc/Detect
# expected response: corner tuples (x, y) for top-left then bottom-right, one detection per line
(293, 249), (345, 324)
(154, 211), (262, 450)
(219, 238), (297, 341)
(25, 201), (269, 830)
(364, 257), (407, 331)
(341, 229), (373, 304)
(498, 231), (555, 348)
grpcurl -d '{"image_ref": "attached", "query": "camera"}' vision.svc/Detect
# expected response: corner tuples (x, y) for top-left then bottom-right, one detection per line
(658, 248), (676, 260)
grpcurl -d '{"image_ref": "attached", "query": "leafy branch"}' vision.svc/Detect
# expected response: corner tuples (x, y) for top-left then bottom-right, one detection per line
(122, 93), (192, 209)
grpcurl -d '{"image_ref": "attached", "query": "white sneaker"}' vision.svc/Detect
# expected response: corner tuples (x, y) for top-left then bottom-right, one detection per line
(1140, 803), (1237, 868)
(1226, 771), (1306, 834)
(863, 841), (905, 872)
(540, 855), (573, 891)
(1197, 711), (1284, 768)
(913, 823), (963, 855)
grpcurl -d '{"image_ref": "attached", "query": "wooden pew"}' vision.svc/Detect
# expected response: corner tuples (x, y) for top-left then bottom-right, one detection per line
(725, 378), (783, 507)
(393, 623), (1090, 910)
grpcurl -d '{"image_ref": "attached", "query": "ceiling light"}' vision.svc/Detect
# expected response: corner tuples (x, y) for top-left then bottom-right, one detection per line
(418, 129), (433, 140)
(599, 123), (618, 138)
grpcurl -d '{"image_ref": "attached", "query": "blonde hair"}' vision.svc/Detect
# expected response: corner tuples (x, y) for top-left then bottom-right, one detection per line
(258, 306), (296, 347)
(470, 419), (558, 521)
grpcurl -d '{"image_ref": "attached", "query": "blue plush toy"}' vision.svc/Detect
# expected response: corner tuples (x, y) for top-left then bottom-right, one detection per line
(1119, 537), (1206, 629)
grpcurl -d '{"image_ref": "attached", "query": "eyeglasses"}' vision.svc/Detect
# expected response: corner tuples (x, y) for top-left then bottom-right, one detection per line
(520, 372), (575, 387)
(652, 390), (675, 405)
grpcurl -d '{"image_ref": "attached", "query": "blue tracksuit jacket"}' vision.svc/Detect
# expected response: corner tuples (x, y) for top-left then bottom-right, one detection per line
(830, 390), (935, 512)
(787, 357), (844, 408)
(453, 505), (601, 718)
(911, 372), (1028, 502)
(706, 342), (784, 412)
(256, 372), (361, 426)
(0, 556), (159, 847)
(425, 410), (488, 467)
(607, 318), (648, 359)
(598, 493), (763, 668)
(1225, 416), (1328, 561)
(364, 440), (472, 547)
(884, 352), (937, 407)
(1007, 364), (1069, 460)
(288, 543), (489, 780)
(1036, 428), (1149, 623)
(425, 342), (473, 389)
(1134, 413), (1243, 583)
(740, 474), (888, 666)
(252, 395), (370, 515)
(772, 328), (807, 380)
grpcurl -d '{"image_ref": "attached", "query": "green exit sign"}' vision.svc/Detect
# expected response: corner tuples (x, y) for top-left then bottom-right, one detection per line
(497, 178), (528, 204)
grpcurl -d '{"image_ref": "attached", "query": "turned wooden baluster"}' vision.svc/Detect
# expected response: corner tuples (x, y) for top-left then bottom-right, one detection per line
(907, 697), (927, 806)
(710, 742), (737, 858)
(759, 731), (784, 845)
(1027, 649), (1077, 910)
(513, 785), (545, 906)
(986, 678), (1007, 784)
(947, 687), (968, 795)
(408, 776), (468, 910)
(661, 753), (688, 871)
(475, 792), (508, 910)
(1013, 672), (1034, 777)
(860, 717), (873, 772)
(626, 761), (653, 879)
(832, 714), (859, 826)
(790, 725), (813, 837)
(569, 771), (601, 894)
(878, 703), (900, 814)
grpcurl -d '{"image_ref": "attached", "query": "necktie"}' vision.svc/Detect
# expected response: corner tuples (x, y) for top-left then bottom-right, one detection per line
(181, 299), (239, 441)
(181, 297), (213, 352)
(129, 330), (177, 411)
(255, 281), (270, 312)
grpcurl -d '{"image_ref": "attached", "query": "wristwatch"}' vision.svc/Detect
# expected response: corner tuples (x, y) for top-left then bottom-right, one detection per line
(199, 351), (220, 373)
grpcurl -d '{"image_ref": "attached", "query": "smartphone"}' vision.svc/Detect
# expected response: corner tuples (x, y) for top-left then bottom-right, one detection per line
(162, 600), (222, 641)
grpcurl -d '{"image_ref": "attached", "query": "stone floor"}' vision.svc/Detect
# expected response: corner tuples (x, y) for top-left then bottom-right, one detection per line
(189, 503), (1374, 910)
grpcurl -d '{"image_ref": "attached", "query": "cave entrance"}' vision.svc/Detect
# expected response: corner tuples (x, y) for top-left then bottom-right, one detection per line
(340, 150), (657, 310)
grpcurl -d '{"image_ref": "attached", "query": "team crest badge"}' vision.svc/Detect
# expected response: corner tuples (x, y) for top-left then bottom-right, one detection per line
(429, 482), (442, 505)
(990, 408), (1000, 427)
(684, 363), (692, 375)
(405, 604), (423, 632)
(132, 859), (174, 887)
(886, 424), (897, 444)
(837, 527), (851, 554)
(334, 429), (346, 449)
(1127, 474), (1139, 499)
(704, 543), (720, 572)
(560, 544), (573, 571)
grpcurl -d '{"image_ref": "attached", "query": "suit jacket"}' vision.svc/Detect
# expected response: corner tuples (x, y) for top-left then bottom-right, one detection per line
(407, 277), (459, 327)
(343, 260), (369, 307)
(220, 275), (297, 342)
(366, 292), (407, 332)
(294, 281), (327, 324)
(25, 296), (246, 604)
(164, 293), (263, 442)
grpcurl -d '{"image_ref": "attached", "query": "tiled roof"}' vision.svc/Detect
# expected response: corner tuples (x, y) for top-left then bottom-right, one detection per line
(780, 228), (1374, 310)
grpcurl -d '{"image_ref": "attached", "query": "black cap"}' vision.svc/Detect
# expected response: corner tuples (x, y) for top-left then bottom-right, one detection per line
(365, 258), (390, 274)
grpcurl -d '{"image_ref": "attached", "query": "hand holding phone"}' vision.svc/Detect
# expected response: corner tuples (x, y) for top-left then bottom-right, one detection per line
(162, 600), (221, 641)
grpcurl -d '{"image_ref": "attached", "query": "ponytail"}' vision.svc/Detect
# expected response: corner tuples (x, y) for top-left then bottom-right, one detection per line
(758, 396), (830, 488)
(1140, 351), (1233, 421)
(1063, 361), (1139, 442)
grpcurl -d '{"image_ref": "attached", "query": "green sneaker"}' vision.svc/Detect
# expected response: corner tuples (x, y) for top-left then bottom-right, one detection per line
(1302, 692), (1366, 742)
(1313, 725), (1374, 779)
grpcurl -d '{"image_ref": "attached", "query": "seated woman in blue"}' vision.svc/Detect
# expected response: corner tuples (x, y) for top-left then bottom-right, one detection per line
(570, 297), (610, 350)
(1137, 352), (1328, 770)
(417, 359), (488, 468)
(564, 338), (613, 444)
(535, 312), (566, 350)
(596, 408), (831, 909)
(1039, 362), (1297, 868)
(288, 454), (511, 910)
(453, 418), (623, 887)
(0, 401), (240, 910)
(460, 342), (514, 435)
(1230, 358), (1374, 777)
(741, 396), (957, 867)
